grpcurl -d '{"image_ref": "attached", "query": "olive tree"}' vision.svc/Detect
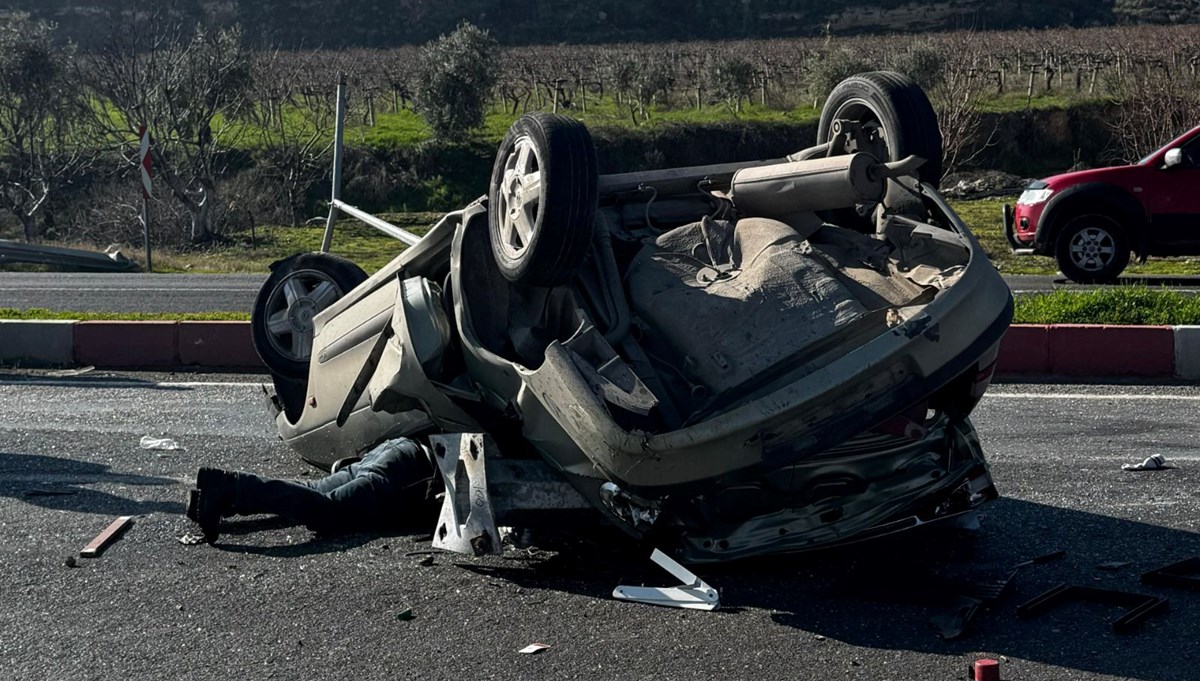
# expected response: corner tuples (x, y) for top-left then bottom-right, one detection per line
(0, 17), (91, 242)
(413, 22), (497, 141)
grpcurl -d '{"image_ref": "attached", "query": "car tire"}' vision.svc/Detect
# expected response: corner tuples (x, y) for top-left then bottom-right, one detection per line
(818, 71), (943, 187)
(488, 112), (598, 287)
(1054, 215), (1131, 284)
(251, 252), (368, 379)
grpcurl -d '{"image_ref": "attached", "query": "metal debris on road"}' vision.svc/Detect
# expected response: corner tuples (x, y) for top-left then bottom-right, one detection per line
(1141, 557), (1200, 591)
(23, 488), (78, 497)
(1097, 561), (1133, 571)
(1016, 584), (1169, 633)
(518, 643), (551, 655)
(395, 608), (415, 621)
(140, 435), (184, 451)
(80, 515), (134, 557)
(1122, 454), (1177, 471)
(612, 549), (720, 611)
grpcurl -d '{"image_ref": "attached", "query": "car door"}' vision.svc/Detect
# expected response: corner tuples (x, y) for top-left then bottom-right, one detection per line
(1147, 134), (1200, 253)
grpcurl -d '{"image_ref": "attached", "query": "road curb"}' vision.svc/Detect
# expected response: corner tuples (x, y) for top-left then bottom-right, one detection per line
(0, 320), (76, 366)
(1, 320), (1197, 378)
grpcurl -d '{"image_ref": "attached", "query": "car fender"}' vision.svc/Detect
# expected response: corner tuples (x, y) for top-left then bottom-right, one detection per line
(1035, 182), (1149, 255)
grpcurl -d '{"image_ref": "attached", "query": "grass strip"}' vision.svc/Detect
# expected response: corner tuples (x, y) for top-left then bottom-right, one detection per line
(0, 308), (249, 321)
(1011, 287), (1200, 325)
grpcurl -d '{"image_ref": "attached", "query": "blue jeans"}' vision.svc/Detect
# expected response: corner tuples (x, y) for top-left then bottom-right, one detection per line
(228, 438), (441, 534)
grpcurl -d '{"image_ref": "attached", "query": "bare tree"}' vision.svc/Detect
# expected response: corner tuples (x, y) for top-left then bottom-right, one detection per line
(85, 11), (251, 242)
(242, 49), (338, 227)
(1107, 44), (1200, 163)
(0, 16), (91, 242)
(932, 38), (998, 176)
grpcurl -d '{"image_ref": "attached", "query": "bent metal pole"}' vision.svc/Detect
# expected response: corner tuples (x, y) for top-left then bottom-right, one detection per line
(321, 74), (347, 253)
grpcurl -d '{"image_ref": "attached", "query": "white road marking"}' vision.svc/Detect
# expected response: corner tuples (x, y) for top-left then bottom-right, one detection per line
(3, 382), (1200, 403)
(0, 287), (257, 292)
(986, 392), (1200, 401)
(0, 380), (267, 388)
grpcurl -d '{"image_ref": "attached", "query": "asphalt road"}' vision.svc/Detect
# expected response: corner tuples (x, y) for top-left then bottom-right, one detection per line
(6, 272), (1200, 314)
(1, 374), (1198, 680)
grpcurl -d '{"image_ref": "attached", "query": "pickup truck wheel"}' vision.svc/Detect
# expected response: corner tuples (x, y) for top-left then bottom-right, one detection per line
(488, 113), (598, 287)
(251, 252), (368, 378)
(818, 71), (943, 186)
(1054, 215), (1131, 284)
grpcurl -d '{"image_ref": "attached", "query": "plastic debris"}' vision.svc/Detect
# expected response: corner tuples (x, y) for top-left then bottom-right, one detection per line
(46, 366), (94, 377)
(177, 533), (208, 546)
(518, 643), (551, 655)
(140, 435), (183, 451)
(1122, 454), (1177, 471)
(971, 658), (1001, 681)
(1098, 561), (1133, 571)
(64, 556), (78, 568)
(395, 608), (415, 622)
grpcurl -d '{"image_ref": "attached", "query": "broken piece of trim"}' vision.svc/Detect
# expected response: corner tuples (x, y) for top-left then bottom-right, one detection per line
(613, 549), (720, 611)
(81, 516), (134, 557)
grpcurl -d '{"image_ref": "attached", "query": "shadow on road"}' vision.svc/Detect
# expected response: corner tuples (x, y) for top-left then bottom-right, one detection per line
(466, 498), (1200, 681)
(0, 452), (183, 515)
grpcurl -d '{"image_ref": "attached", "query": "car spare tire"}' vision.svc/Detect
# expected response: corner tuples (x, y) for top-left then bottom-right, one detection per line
(251, 252), (368, 379)
(488, 112), (599, 287)
(818, 71), (943, 187)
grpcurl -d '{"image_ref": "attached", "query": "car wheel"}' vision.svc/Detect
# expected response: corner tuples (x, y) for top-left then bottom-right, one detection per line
(251, 252), (368, 379)
(818, 71), (943, 187)
(488, 112), (598, 287)
(1054, 215), (1131, 284)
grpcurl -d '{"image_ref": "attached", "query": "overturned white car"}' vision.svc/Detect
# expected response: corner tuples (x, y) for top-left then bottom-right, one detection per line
(251, 72), (1012, 562)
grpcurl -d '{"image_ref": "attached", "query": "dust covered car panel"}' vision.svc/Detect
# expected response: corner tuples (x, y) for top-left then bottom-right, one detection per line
(252, 72), (1012, 562)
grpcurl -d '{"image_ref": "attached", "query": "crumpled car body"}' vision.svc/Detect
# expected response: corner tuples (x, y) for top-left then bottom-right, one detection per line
(259, 75), (1012, 562)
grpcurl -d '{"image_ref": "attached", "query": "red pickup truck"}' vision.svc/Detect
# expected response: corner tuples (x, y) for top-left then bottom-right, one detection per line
(1005, 125), (1200, 282)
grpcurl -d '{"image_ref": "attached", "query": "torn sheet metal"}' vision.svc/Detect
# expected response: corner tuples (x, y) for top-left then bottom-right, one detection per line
(613, 549), (720, 611)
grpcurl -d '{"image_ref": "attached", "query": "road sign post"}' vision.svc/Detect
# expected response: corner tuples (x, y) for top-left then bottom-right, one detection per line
(138, 126), (153, 272)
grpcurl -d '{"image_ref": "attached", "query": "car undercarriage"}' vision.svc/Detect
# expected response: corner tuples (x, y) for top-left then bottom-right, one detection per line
(251, 72), (1013, 563)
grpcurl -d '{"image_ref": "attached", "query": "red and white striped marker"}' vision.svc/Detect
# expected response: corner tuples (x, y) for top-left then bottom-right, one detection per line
(137, 125), (153, 198)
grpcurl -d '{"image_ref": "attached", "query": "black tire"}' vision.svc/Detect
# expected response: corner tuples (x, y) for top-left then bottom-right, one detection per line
(818, 71), (943, 187)
(1054, 215), (1131, 284)
(251, 252), (368, 378)
(488, 112), (598, 287)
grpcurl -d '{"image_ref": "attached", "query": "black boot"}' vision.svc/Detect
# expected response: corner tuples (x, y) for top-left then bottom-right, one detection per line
(186, 467), (236, 543)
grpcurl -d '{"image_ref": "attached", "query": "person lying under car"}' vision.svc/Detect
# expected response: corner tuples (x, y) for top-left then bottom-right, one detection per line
(185, 438), (442, 543)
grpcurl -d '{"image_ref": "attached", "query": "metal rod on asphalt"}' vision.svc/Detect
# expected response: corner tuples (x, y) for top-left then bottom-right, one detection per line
(321, 73), (347, 253)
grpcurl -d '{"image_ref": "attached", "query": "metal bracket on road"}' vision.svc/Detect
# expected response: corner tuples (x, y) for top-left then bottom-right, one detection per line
(429, 433), (500, 557)
(613, 549), (720, 611)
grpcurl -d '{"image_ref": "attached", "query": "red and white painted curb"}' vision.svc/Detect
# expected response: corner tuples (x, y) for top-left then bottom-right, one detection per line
(2, 320), (1200, 378)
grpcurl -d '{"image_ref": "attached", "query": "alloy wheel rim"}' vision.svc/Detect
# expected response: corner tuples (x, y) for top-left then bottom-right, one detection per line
(263, 269), (343, 361)
(495, 135), (543, 260)
(1068, 226), (1117, 272)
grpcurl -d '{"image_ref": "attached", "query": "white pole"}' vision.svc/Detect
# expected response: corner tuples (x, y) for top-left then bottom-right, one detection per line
(321, 74), (347, 253)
